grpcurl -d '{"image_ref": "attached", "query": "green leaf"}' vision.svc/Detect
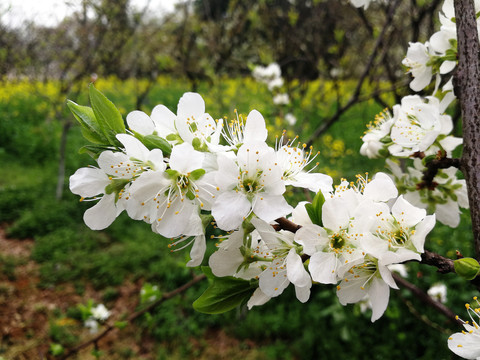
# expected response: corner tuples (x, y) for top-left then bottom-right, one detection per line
(67, 100), (106, 144)
(89, 84), (125, 145)
(114, 321), (129, 330)
(193, 269), (258, 314)
(49, 343), (64, 356)
(305, 203), (317, 225)
(78, 144), (112, 159)
(454, 257), (480, 280)
(142, 134), (172, 155)
(305, 190), (325, 226)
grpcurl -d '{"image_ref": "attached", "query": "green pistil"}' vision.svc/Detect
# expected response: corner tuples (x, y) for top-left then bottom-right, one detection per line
(330, 234), (346, 249)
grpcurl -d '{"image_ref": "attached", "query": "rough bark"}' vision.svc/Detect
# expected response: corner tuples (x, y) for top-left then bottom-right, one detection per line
(453, 0), (480, 259)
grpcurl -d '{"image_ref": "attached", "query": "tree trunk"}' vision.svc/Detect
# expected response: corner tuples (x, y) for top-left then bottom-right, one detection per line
(454, 0), (480, 259)
(56, 120), (72, 200)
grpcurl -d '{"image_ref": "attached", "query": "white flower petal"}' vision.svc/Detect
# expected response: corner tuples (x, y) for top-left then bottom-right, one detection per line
(126, 110), (155, 135)
(286, 249), (311, 288)
(169, 142), (205, 174)
(309, 252), (338, 284)
(253, 194), (293, 223)
(244, 110), (268, 143)
(212, 191), (251, 231)
(247, 288), (271, 309)
(368, 277), (390, 322)
(186, 235), (206, 267)
(70, 167), (109, 197)
(84, 194), (118, 230)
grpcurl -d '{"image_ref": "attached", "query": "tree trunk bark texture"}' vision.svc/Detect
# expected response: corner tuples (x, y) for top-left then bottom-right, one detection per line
(454, 0), (480, 259)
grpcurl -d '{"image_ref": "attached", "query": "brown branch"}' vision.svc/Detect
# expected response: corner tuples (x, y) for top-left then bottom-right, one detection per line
(60, 274), (206, 360)
(420, 250), (455, 274)
(306, 0), (402, 147)
(417, 154), (462, 190)
(453, 0), (480, 260)
(392, 273), (462, 325)
(273, 217), (302, 233)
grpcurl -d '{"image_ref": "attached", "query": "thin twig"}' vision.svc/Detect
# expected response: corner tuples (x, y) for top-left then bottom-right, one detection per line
(392, 273), (462, 325)
(60, 274), (206, 359)
(306, 0), (402, 147)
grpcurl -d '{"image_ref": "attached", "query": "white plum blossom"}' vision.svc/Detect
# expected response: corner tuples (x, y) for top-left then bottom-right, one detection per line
(221, 109), (268, 149)
(252, 218), (312, 303)
(252, 63), (282, 84)
(275, 134), (333, 193)
(91, 303), (111, 321)
(129, 142), (214, 238)
(84, 318), (100, 334)
(448, 297), (480, 359)
(70, 134), (164, 230)
(388, 95), (455, 157)
(360, 108), (394, 158)
(386, 158), (468, 228)
(273, 93), (290, 105)
(84, 303), (111, 334)
(210, 141), (292, 231)
(126, 105), (176, 139)
(209, 227), (269, 280)
(336, 251), (413, 322)
(127, 92), (222, 150)
(285, 113), (297, 126)
(428, 283), (447, 303)
(403, 42), (434, 92)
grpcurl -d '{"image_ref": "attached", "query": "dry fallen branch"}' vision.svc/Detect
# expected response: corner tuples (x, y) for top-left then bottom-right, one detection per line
(60, 273), (206, 360)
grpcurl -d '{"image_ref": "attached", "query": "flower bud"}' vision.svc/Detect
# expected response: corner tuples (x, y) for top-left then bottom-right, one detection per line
(454, 257), (480, 280)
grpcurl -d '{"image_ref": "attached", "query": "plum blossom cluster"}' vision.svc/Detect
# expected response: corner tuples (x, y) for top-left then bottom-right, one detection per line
(251, 63), (296, 125)
(82, 303), (111, 334)
(360, 33), (468, 228)
(403, 0), (480, 92)
(360, 95), (461, 159)
(448, 297), (480, 360)
(69, 89), (436, 322)
(210, 172), (435, 321)
(70, 91), (331, 266)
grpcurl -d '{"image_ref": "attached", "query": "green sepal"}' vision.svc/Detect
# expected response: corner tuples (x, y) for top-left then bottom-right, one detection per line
(89, 84), (125, 145)
(305, 190), (325, 226)
(105, 178), (130, 195)
(166, 133), (182, 142)
(193, 267), (258, 314)
(422, 154), (437, 166)
(190, 168), (206, 180)
(380, 135), (392, 144)
(454, 257), (480, 280)
(67, 100), (107, 144)
(192, 137), (202, 150)
(165, 169), (179, 179)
